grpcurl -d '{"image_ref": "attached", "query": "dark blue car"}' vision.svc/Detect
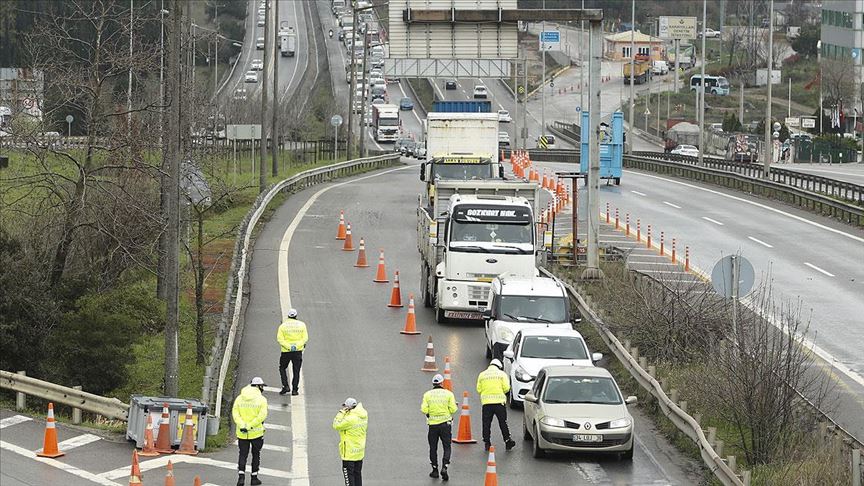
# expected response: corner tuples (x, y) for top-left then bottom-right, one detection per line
(399, 97), (414, 111)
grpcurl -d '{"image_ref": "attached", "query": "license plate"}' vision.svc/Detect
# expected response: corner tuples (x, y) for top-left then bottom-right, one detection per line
(572, 434), (603, 443)
(444, 311), (484, 320)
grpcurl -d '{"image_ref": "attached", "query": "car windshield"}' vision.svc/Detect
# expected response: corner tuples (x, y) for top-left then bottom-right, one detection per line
(499, 296), (567, 323)
(432, 163), (494, 180)
(520, 336), (587, 359)
(543, 376), (622, 405)
(718, 77), (730, 88)
(450, 221), (532, 245)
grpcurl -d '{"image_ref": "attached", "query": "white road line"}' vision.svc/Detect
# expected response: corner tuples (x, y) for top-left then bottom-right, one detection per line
(701, 216), (724, 226)
(53, 434), (100, 452)
(276, 166), (413, 485)
(662, 201), (681, 209)
(1, 440), (122, 486)
(630, 190), (647, 197)
(432, 78), (445, 99)
(0, 415), (31, 429)
(626, 170), (864, 244)
(263, 444), (291, 452)
(267, 404), (291, 412)
(627, 261), (678, 265)
(747, 236), (773, 248)
(267, 423), (291, 431)
(397, 81), (423, 126)
(99, 454), (293, 480)
(635, 269), (691, 274)
(803, 262), (835, 277)
(263, 385), (284, 394)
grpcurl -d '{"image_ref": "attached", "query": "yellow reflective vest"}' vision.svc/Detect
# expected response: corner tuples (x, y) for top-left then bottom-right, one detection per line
(332, 404), (368, 461)
(420, 387), (457, 425)
(277, 318), (308, 352)
(232, 385), (268, 440)
(476, 365), (510, 405)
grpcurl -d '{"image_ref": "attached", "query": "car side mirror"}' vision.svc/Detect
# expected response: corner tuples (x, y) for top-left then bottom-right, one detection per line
(625, 396), (637, 405)
(482, 309), (492, 319)
(591, 352), (603, 362)
(419, 163), (426, 181)
(503, 350), (515, 360)
(524, 392), (538, 403)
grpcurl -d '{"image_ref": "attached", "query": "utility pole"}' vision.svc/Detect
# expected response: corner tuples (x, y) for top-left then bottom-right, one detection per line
(739, 81), (745, 124)
(163, 0), (183, 398)
(214, 3), (218, 96)
(271, 0), (279, 176)
(260, 0), (269, 192)
(359, 24), (369, 158)
(763, 0), (774, 178)
(627, 0), (635, 153)
(673, 39), (680, 94)
(513, 58), (519, 145)
(818, 40), (823, 133)
(541, 0), (546, 138)
(128, 0), (133, 136)
(579, 0), (585, 112)
(698, 0), (707, 164)
(583, 18), (603, 280)
(347, 7), (360, 159)
(522, 57), (528, 147)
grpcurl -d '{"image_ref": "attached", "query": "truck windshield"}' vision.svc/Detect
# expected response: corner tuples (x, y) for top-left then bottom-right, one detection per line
(450, 221), (532, 245)
(499, 296), (567, 323)
(378, 118), (399, 127)
(432, 163), (494, 180)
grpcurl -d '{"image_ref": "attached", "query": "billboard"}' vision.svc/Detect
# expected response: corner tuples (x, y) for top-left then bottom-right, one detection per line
(658, 16), (697, 40)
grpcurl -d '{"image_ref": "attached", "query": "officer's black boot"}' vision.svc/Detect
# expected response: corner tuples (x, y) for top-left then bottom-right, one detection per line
(441, 465), (449, 481)
(429, 465), (439, 478)
(279, 386), (290, 395)
(236, 473), (245, 486)
(250, 474), (262, 485)
(505, 438), (516, 450)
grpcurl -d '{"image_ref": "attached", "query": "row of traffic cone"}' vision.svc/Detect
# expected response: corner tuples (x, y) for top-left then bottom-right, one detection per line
(130, 450), (204, 485)
(139, 403), (199, 457)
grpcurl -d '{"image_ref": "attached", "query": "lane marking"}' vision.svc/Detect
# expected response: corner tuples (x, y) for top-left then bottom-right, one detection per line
(98, 454), (292, 480)
(276, 165), (412, 485)
(662, 201), (681, 209)
(630, 190), (647, 197)
(0, 415), (31, 429)
(267, 423), (291, 431)
(624, 170), (864, 244)
(628, 261), (680, 265)
(268, 404), (291, 412)
(701, 216), (724, 226)
(52, 434), (100, 452)
(787, 167), (864, 179)
(1, 440), (122, 486)
(635, 269), (691, 274)
(747, 236), (773, 248)
(396, 81), (423, 126)
(804, 262), (835, 277)
(263, 385), (284, 394)
(263, 444), (291, 452)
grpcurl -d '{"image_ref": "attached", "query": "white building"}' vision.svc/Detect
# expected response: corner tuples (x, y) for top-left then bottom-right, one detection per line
(820, 0), (864, 133)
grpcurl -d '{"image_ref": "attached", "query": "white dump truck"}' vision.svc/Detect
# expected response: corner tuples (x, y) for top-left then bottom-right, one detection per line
(279, 24), (296, 57)
(418, 180), (540, 322)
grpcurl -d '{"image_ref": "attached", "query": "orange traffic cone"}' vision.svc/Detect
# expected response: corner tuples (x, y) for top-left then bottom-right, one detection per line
(164, 460), (176, 486)
(452, 391), (477, 443)
(176, 403), (198, 455)
(400, 293), (421, 334)
(354, 238), (369, 267)
(36, 402), (64, 458)
(420, 335), (438, 371)
(193, 476), (202, 486)
(336, 210), (346, 240)
(373, 249), (389, 282)
(139, 413), (160, 456)
(542, 171), (549, 189)
(442, 356), (453, 391)
(387, 271), (403, 307)
(484, 446), (498, 486)
(342, 223), (355, 251)
(154, 402), (174, 454)
(129, 450), (143, 485)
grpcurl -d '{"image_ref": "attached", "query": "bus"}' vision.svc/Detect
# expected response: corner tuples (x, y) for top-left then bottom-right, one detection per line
(689, 75), (730, 96)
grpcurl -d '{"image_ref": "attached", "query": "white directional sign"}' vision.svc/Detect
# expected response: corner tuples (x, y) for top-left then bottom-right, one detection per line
(801, 117), (816, 129)
(540, 30), (561, 51)
(658, 16), (697, 40)
(785, 117), (800, 128)
(226, 124), (261, 141)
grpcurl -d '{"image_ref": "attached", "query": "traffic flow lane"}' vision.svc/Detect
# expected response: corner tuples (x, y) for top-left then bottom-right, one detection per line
(782, 163), (864, 185)
(277, 161), (699, 484)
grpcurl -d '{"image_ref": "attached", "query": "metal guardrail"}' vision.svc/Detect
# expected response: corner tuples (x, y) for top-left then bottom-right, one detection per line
(633, 151), (864, 206)
(550, 120), (581, 144)
(538, 268), (748, 486)
(624, 156), (864, 226)
(503, 148), (579, 163)
(0, 370), (130, 421)
(204, 154), (401, 420)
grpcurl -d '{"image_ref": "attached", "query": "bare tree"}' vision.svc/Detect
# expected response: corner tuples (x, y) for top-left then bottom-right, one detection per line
(821, 58), (856, 117)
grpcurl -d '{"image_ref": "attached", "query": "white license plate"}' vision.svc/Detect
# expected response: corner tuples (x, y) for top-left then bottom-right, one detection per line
(572, 434), (603, 443)
(444, 311), (484, 320)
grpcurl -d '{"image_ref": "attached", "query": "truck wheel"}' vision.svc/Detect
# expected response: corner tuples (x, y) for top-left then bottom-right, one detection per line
(435, 305), (446, 323)
(614, 177), (621, 185)
(486, 342), (493, 359)
(421, 265), (433, 308)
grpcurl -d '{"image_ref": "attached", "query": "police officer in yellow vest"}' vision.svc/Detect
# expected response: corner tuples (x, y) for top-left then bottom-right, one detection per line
(476, 359), (516, 452)
(421, 374), (457, 481)
(232, 377), (268, 486)
(332, 397), (368, 486)
(276, 308), (308, 396)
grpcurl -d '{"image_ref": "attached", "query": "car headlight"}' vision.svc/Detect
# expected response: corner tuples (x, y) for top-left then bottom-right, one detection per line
(608, 417), (632, 429)
(540, 416), (566, 427)
(498, 327), (514, 343)
(513, 364), (534, 383)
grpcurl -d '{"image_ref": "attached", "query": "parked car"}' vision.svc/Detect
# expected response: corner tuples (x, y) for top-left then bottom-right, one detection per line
(371, 97), (385, 106)
(256, 37), (264, 50)
(503, 329), (602, 408)
(251, 59), (264, 71)
(399, 97), (414, 111)
(257, 16), (265, 27)
(651, 60), (668, 75)
(523, 365), (637, 459)
(445, 80), (457, 90)
(698, 28), (720, 38)
(498, 110), (512, 123)
(396, 138), (414, 155)
(244, 70), (258, 83)
(670, 144), (699, 157)
(473, 84), (489, 99)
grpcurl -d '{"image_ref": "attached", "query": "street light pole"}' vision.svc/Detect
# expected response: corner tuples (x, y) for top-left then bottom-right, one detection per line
(347, 7), (359, 159)
(698, 0), (707, 164)
(160, 0), (165, 146)
(271, 0), (279, 176)
(541, 0), (546, 139)
(818, 40), (823, 133)
(763, 0), (774, 178)
(128, 0), (133, 135)
(627, 0), (635, 154)
(260, 0), (270, 192)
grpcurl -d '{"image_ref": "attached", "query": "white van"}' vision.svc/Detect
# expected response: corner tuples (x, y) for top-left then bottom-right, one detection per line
(652, 60), (669, 75)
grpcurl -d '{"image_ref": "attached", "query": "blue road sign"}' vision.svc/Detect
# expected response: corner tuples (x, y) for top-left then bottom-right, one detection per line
(540, 31), (560, 43)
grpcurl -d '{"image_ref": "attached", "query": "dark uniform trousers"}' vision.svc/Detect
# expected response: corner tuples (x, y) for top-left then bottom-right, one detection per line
(237, 437), (264, 475)
(481, 403), (511, 444)
(279, 350), (303, 391)
(342, 459), (363, 486)
(427, 422), (452, 466)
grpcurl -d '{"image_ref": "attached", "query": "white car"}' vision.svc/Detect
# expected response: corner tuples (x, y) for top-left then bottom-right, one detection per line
(498, 110), (512, 123)
(484, 276), (574, 362)
(473, 84), (488, 99)
(251, 59), (264, 71)
(699, 28), (720, 38)
(523, 366), (637, 459)
(256, 37), (264, 50)
(671, 144), (699, 157)
(257, 16), (265, 27)
(503, 328), (602, 407)
(244, 70), (258, 83)
(234, 87), (248, 100)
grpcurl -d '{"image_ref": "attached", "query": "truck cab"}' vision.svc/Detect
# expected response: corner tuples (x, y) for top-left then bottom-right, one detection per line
(372, 104), (400, 142)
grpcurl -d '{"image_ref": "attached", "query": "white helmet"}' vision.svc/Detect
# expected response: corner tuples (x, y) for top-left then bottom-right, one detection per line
(432, 374), (444, 385)
(490, 359), (503, 370)
(342, 397), (358, 409)
(250, 377), (266, 386)
(287, 308), (298, 319)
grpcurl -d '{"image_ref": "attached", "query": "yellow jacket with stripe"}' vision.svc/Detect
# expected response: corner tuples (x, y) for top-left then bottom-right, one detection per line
(476, 365), (510, 405)
(332, 404), (368, 461)
(421, 387), (457, 425)
(232, 385), (268, 440)
(277, 318), (308, 352)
